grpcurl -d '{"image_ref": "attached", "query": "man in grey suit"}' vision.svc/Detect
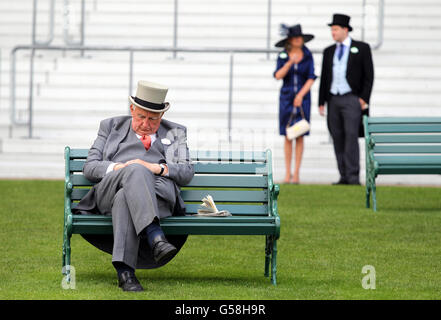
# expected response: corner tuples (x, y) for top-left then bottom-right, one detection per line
(74, 80), (194, 291)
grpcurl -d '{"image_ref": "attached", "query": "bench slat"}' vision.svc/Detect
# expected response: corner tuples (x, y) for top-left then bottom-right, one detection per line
(181, 189), (268, 202)
(368, 124), (441, 133)
(190, 150), (266, 162)
(71, 214), (277, 236)
(372, 135), (441, 144)
(193, 163), (267, 174)
(375, 155), (441, 165)
(70, 174), (268, 188)
(69, 160), (85, 172)
(71, 202), (269, 215)
(69, 149), (89, 159)
(374, 145), (441, 153)
(368, 117), (441, 124)
(70, 174), (94, 186)
(69, 160), (268, 175)
(69, 149), (268, 161)
(185, 175), (267, 188)
(184, 204), (268, 215)
(377, 167), (441, 174)
(71, 188), (268, 202)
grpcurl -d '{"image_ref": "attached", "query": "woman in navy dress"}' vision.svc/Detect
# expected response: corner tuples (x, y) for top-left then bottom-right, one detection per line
(274, 24), (317, 184)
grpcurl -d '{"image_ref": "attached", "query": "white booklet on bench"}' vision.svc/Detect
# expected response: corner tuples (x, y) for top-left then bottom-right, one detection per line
(196, 195), (232, 217)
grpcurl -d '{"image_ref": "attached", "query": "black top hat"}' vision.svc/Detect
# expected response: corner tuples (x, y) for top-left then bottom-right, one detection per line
(328, 14), (353, 32)
(274, 24), (314, 48)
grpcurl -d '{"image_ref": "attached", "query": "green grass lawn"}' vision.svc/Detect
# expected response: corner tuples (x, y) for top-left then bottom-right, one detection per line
(1, 179), (441, 299)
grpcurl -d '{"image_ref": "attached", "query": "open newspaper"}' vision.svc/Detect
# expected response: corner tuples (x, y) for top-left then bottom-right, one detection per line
(196, 195), (232, 217)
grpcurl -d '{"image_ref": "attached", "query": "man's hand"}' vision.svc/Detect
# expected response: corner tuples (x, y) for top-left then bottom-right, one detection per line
(124, 159), (168, 176)
(319, 105), (326, 116)
(359, 98), (368, 110)
(113, 163), (128, 171)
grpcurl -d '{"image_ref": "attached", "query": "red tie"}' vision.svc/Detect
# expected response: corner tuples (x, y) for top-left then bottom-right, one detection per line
(141, 135), (151, 150)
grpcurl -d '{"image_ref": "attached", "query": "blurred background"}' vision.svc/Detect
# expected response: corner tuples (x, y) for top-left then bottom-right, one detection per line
(1, 0), (440, 185)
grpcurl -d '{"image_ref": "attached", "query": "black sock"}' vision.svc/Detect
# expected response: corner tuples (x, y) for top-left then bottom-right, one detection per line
(144, 219), (165, 248)
(113, 261), (134, 278)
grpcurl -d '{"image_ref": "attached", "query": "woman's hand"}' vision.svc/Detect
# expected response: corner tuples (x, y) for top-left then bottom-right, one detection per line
(293, 94), (303, 108)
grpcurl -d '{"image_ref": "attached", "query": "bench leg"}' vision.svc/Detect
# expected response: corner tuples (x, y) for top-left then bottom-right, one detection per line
(62, 233), (72, 281)
(372, 181), (377, 212)
(271, 238), (278, 286)
(366, 183), (371, 209)
(264, 236), (271, 278)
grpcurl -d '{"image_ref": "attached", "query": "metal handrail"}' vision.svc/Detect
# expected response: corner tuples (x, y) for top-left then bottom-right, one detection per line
(32, 0), (55, 46)
(63, 0), (86, 46)
(362, 0), (384, 50)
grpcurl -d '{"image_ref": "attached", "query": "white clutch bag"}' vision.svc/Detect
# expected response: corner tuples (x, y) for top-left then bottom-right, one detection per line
(286, 106), (310, 140)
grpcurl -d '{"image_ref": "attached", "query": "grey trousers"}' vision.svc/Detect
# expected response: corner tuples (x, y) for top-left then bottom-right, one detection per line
(327, 93), (362, 184)
(94, 163), (171, 269)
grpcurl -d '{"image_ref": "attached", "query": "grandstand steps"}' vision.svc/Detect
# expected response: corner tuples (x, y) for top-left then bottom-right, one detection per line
(1, 0), (441, 185)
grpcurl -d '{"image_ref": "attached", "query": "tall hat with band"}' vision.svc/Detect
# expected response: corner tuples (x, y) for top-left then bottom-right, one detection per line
(328, 13), (353, 32)
(129, 80), (170, 113)
(274, 24), (314, 48)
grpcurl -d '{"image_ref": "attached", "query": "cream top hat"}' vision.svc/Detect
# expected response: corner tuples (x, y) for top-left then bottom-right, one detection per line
(129, 80), (170, 112)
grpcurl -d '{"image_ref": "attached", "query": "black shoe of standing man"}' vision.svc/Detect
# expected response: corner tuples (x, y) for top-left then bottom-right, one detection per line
(332, 179), (348, 185)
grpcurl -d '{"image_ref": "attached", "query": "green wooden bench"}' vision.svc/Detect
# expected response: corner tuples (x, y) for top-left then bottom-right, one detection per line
(62, 147), (281, 285)
(364, 116), (441, 211)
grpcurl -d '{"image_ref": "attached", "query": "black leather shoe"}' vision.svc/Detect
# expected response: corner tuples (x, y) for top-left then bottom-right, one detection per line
(332, 179), (347, 185)
(152, 235), (178, 264)
(118, 271), (144, 292)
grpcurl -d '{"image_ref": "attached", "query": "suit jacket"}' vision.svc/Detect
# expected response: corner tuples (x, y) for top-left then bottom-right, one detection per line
(77, 115), (194, 216)
(318, 39), (374, 136)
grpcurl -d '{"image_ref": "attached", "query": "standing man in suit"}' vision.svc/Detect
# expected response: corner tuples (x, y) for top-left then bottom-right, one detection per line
(319, 13), (374, 185)
(74, 80), (194, 291)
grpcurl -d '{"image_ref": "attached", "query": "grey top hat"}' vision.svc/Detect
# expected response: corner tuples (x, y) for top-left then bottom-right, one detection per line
(129, 80), (170, 113)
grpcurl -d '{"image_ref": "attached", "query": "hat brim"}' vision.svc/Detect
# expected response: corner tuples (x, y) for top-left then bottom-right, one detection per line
(328, 23), (353, 32)
(274, 34), (314, 48)
(129, 96), (170, 113)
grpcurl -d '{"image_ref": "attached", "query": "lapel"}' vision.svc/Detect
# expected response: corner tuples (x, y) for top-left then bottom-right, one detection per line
(156, 122), (167, 142)
(327, 44), (337, 80)
(347, 40), (358, 73)
(104, 117), (132, 160)
(150, 122), (169, 155)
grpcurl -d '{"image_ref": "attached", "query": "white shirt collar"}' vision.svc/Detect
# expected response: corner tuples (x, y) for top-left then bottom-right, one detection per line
(135, 132), (157, 143)
(339, 36), (351, 48)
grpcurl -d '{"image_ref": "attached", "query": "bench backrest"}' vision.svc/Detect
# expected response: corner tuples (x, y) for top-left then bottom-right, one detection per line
(364, 116), (441, 155)
(65, 148), (275, 217)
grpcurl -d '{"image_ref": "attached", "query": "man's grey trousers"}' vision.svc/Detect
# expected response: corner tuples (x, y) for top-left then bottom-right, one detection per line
(93, 164), (171, 269)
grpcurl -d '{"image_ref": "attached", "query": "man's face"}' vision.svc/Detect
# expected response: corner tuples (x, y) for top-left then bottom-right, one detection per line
(130, 105), (163, 136)
(331, 25), (348, 43)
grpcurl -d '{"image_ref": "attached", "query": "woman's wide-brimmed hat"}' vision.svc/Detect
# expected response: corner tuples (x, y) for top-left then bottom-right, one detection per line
(129, 80), (170, 113)
(274, 24), (314, 48)
(328, 13), (353, 32)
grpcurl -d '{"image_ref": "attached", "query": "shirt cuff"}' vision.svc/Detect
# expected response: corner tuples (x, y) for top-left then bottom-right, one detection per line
(163, 164), (169, 177)
(106, 162), (117, 174)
